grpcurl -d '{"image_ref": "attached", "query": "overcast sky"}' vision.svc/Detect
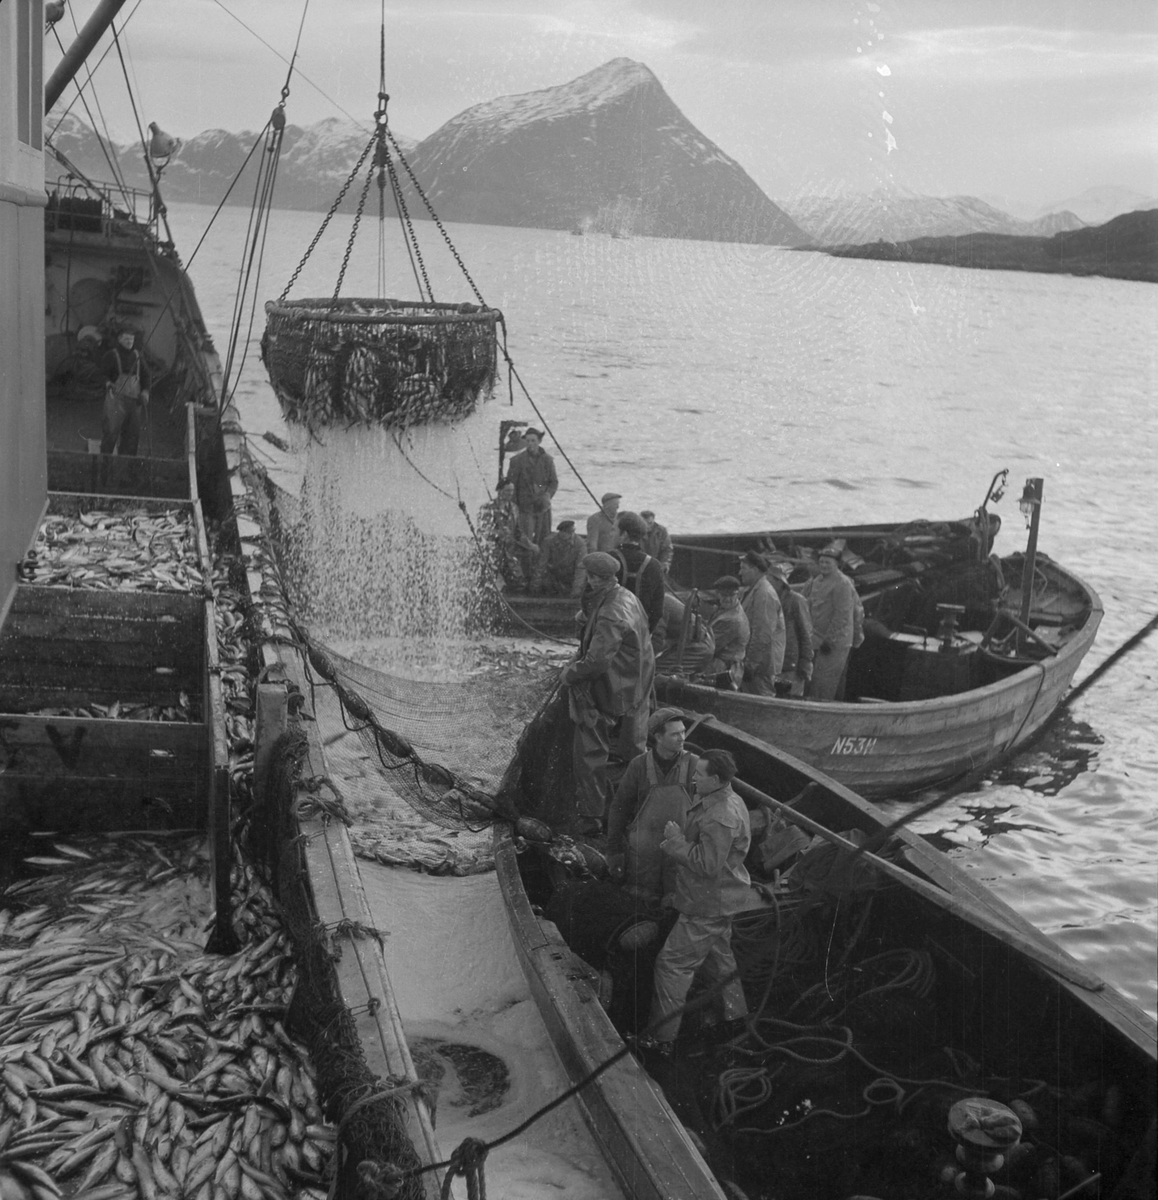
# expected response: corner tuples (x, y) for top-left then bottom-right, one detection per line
(48, 0), (1158, 209)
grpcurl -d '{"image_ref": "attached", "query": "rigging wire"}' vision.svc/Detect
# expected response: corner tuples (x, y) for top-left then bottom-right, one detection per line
(45, 0), (146, 142)
(217, 0), (312, 414)
(49, 23), (131, 204)
(184, 119), (274, 268)
(208, 0), (370, 133)
(108, 19), (173, 246)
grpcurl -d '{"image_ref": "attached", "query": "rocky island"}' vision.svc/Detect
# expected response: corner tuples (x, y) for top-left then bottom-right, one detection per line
(818, 208), (1158, 284)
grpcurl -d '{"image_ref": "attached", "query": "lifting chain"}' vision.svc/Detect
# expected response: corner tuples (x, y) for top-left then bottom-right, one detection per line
(384, 126), (488, 307)
(278, 131), (379, 301)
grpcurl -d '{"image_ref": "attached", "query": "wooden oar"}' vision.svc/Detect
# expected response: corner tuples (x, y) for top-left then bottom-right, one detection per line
(729, 776), (1106, 993)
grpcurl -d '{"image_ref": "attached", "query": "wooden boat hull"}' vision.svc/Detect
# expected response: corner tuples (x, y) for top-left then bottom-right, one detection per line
(658, 561), (1101, 796)
(496, 700), (1157, 1200)
(508, 517), (1101, 795)
(494, 836), (728, 1200)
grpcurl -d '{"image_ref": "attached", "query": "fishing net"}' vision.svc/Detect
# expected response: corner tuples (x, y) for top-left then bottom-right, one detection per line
(263, 299), (500, 434)
(296, 632), (561, 842)
(246, 726), (430, 1200)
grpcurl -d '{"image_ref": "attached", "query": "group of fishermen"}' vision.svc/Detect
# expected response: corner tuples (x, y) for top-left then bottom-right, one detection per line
(498, 431), (869, 1053)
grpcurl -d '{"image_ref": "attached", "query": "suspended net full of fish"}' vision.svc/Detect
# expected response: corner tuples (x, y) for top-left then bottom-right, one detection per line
(262, 298), (500, 435)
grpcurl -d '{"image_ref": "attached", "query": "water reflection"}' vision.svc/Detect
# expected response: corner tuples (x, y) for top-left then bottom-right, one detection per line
(993, 712), (1103, 797)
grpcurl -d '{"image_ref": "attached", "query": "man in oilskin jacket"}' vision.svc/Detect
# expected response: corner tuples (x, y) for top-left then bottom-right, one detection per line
(560, 552), (655, 837)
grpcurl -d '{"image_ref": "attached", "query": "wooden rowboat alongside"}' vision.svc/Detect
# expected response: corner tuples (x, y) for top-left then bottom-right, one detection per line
(508, 508), (1102, 796)
(660, 547), (1101, 796)
(496, 695), (1157, 1200)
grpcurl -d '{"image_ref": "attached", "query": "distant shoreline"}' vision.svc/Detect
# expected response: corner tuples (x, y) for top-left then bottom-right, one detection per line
(804, 211), (1158, 284)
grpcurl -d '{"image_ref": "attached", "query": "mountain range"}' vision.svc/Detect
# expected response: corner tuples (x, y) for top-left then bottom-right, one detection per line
(45, 58), (1156, 250)
(777, 192), (1087, 245)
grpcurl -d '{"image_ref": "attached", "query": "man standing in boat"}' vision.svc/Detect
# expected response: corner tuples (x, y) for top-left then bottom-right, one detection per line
(639, 510), (674, 574)
(586, 492), (622, 553)
(100, 327), (151, 456)
(805, 546), (864, 700)
(701, 576), (750, 690)
(560, 552), (655, 837)
(606, 708), (696, 898)
(641, 748), (753, 1053)
(769, 560), (814, 696)
(613, 512), (666, 637)
(505, 428), (558, 554)
(738, 551), (785, 696)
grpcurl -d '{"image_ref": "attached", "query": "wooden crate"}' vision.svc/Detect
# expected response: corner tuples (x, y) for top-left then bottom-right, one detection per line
(0, 585), (209, 832)
(47, 451), (192, 500)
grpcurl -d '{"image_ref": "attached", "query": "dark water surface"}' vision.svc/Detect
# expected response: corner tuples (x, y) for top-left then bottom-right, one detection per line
(172, 202), (1157, 1018)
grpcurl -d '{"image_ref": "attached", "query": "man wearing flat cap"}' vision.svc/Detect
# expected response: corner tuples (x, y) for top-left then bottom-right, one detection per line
(504, 428), (558, 572)
(738, 551), (785, 697)
(532, 519), (586, 596)
(702, 576), (750, 690)
(606, 707), (696, 898)
(805, 545), (864, 700)
(639, 510), (674, 575)
(614, 511), (666, 636)
(587, 492), (622, 554)
(560, 552), (655, 836)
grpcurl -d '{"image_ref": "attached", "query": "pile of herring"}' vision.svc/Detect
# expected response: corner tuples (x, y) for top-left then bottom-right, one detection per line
(0, 835), (336, 1200)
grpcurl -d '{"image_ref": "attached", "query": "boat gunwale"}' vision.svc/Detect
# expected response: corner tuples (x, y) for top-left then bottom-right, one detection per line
(492, 824), (730, 1200)
(658, 574), (1101, 723)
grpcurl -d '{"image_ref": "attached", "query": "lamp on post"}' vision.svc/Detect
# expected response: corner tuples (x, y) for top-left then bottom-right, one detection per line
(1017, 478), (1044, 653)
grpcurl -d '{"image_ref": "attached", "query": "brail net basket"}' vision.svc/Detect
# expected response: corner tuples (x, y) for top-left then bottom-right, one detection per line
(263, 297), (500, 433)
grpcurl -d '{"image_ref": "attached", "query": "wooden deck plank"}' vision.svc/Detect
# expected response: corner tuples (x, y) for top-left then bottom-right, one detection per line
(0, 668), (196, 711)
(8, 583), (202, 621)
(0, 774), (202, 831)
(0, 713), (203, 768)
(46, 450), (190, 500)
(1, 611), (199, 649)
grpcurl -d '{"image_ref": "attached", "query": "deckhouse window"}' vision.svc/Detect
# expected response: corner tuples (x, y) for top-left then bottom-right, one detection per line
(16, 0), (45, 150)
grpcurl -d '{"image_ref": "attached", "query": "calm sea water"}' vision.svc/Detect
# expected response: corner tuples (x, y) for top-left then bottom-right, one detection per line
(169, 201), (1158, 1019)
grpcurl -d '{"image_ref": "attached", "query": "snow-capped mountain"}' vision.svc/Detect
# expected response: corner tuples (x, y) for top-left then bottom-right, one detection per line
(44, 109), (416, 213)
(779, 191), (1085, 244)
(402, 59), (809, 245)
(1034, 186), (1158, 226)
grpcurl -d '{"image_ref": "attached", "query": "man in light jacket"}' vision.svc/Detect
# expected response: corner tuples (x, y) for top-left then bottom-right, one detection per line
(642, 748), (755, 1052)
(805, 546), (864, 700)
(738, 551), (785, 696)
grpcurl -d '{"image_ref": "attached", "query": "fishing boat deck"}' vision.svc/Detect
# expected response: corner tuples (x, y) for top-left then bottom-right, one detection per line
(0, 400), (451, 1198)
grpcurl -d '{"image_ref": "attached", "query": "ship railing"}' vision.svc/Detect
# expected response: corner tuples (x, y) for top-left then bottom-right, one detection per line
(45, 175), (160, 241)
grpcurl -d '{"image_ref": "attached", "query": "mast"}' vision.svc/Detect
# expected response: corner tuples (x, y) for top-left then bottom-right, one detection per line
(44, 0), (130, 113)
